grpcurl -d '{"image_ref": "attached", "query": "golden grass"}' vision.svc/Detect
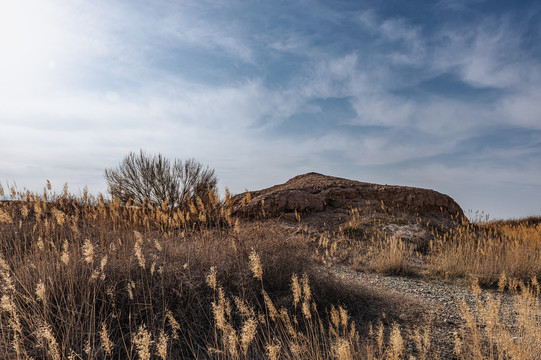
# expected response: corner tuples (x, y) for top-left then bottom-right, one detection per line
(342, 207), (541, 286)
(0, 186), (323, 358)
(452, 276), (541, 359)
(428, 217), (541, 285)
(0, 183), (539, 359)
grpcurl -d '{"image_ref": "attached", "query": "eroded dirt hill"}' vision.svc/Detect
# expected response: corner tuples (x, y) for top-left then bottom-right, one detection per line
(231, 172), (465, 236)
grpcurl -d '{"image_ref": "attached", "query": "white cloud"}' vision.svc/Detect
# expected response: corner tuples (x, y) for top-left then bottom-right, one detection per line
(349, 94), (415, 127)
(0, 71), (311, 194)
(428, 17), (541, 131)
(357, 11), (427, 65)
(435, 0), (486, 11)
(295, 53), (373, 99)
(268, 34), (309, 53)
(501, 88), (541, 129)
(379, 18), (426, 65)
(434, 17), (539, 89)
(159, 12), (255, 63)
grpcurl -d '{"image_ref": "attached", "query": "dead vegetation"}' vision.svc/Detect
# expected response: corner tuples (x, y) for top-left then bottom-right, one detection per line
(0, 181), (540, 359)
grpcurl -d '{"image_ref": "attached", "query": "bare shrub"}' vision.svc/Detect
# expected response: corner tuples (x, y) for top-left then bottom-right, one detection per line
(104, 150), (217, 209)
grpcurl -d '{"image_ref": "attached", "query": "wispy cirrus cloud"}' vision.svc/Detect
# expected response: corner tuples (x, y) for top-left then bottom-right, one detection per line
(358, 11), (427, 66)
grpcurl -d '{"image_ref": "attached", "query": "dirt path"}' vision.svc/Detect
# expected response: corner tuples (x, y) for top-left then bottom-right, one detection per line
(327, 264), (518, 359)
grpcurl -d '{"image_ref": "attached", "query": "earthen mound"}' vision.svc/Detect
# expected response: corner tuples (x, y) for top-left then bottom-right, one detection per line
(231, 172), (465, 234)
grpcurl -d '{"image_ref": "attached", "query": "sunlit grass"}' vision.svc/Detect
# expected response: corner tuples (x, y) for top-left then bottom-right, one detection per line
(427, 216), (541, 286)
(0, 182), (540, 359)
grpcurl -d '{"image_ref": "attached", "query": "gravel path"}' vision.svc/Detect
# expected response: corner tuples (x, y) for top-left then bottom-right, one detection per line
(329, 264), (518, 359)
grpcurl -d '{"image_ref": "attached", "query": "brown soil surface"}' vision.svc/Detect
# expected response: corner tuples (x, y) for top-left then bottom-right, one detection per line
(231, 172), (465, 233)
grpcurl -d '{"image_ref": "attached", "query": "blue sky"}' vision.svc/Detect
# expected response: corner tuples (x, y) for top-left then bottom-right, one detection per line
(1, 0), (540, 219)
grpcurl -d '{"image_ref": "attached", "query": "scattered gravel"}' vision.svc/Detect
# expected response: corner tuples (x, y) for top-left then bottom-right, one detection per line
(329, 264), (519, 359)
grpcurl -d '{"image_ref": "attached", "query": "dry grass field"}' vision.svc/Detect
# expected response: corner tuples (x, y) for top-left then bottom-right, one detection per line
(0, 184), (540, 359)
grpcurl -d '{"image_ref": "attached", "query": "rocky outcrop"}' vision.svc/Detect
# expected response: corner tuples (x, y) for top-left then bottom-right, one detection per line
(231, 173), (465, 232)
